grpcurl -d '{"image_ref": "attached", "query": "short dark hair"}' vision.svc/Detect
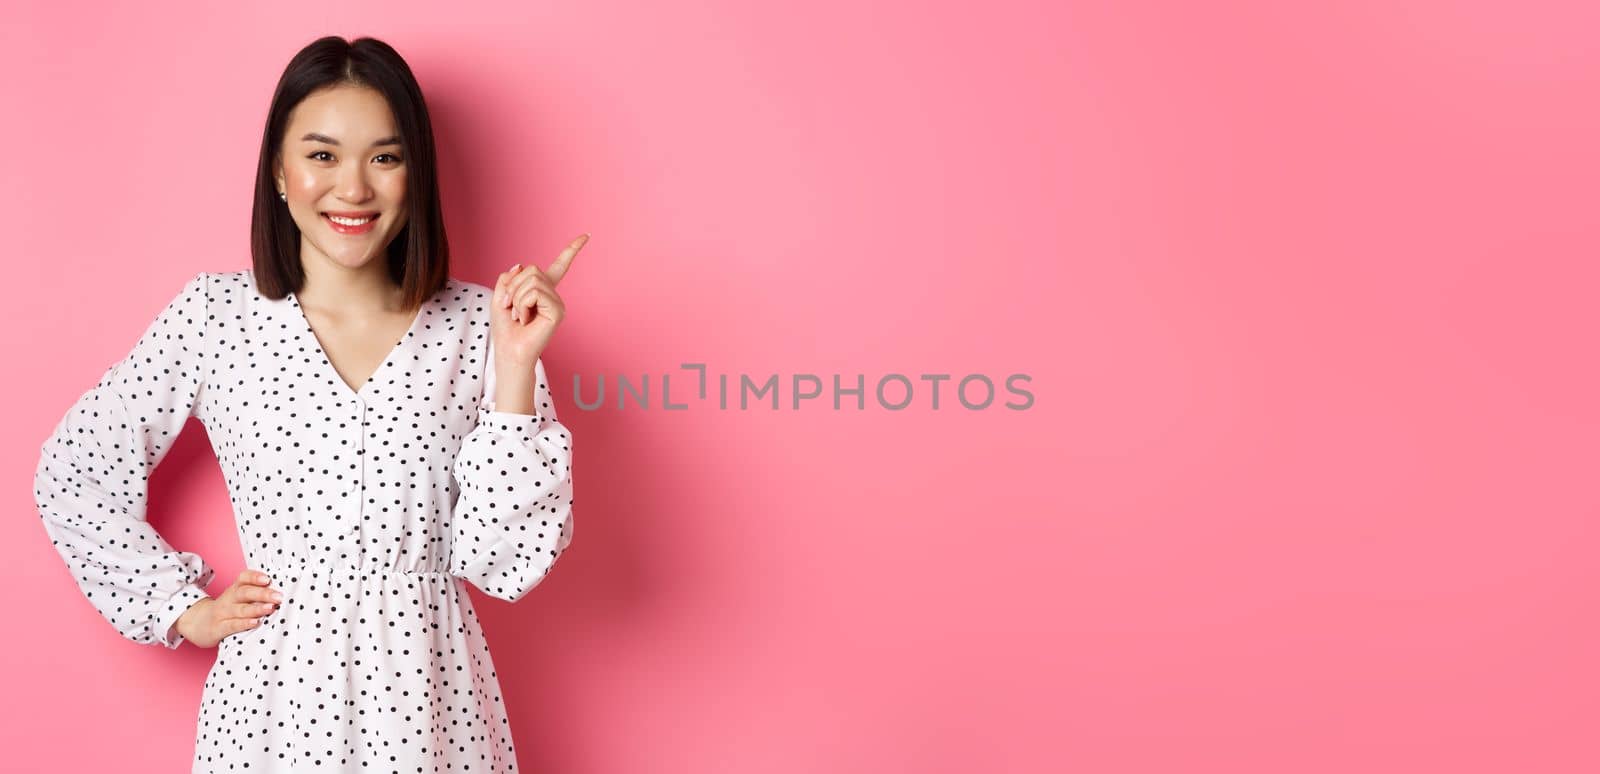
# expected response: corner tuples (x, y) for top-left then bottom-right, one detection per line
(250, 35), (449, 309)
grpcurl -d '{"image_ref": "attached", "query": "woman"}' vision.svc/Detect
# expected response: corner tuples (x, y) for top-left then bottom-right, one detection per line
(33, 36), (580, 771)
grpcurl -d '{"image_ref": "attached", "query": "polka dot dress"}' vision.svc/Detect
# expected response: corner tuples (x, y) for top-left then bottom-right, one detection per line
(33, 269), (574, 772)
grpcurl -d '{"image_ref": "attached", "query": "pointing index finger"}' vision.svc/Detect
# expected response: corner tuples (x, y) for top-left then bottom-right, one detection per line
(545, 233), (589, 287)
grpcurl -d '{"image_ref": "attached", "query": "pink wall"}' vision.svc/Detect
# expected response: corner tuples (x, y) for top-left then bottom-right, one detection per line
(5, 1), (1597, 771)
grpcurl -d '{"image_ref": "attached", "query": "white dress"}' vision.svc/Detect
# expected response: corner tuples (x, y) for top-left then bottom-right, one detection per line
(33, 269), (574, 772)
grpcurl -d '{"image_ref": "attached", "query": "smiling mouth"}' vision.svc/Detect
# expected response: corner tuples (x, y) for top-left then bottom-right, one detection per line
(322, 212), (379, 233)
(324, 213), (377, 225)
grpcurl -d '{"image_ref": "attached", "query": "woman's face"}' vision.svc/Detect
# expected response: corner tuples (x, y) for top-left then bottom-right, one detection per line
(275, 84), (410, 274)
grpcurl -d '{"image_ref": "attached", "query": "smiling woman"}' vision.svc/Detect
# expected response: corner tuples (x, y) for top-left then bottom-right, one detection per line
(251, 38), (449, 310)
(33, 35), (580, 774)
(279, 98), (408, 254)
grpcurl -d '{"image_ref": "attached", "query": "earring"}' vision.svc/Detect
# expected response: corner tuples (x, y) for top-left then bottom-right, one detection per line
(279, 191), (287, 202)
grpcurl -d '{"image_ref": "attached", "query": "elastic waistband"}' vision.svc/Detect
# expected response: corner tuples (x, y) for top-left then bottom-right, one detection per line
(253, 561), (453, 579)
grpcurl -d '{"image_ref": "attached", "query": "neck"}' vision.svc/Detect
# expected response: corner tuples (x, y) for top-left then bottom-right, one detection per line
(296, 249), (408, 315)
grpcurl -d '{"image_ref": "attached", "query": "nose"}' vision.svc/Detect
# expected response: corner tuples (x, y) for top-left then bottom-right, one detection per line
(336, 159), (374, 203)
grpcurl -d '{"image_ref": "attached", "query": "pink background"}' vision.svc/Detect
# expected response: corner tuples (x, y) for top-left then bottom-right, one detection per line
(4, 1), (1596, 771)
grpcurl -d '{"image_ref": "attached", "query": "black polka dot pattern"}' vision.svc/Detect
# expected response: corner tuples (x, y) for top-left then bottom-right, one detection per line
(33, 269), (575, 771)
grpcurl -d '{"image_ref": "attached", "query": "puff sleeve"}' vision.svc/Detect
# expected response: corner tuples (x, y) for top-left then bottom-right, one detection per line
(448, 338), (575, 602)
(33, 271), (216, 649)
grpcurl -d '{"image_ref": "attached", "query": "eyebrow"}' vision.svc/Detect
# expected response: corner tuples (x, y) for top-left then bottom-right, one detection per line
(299, 132), (402, 148)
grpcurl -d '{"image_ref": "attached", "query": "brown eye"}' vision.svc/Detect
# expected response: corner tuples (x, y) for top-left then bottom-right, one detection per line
(309, 151), (334, 161)
(375, 153), (402, 164)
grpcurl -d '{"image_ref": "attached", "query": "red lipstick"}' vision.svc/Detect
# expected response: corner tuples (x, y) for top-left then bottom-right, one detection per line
(322, 211), (379, 235)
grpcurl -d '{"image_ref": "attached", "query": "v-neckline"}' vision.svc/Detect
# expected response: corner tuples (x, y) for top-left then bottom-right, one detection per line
(287, 287), (431, 401)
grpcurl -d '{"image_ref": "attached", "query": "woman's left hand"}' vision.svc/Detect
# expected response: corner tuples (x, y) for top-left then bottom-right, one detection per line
(493, 233), (588, 366)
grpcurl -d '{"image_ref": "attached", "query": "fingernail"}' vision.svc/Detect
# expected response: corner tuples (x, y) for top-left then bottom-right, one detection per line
(511, 263), (522, 272)
(272, 592), (284, 602)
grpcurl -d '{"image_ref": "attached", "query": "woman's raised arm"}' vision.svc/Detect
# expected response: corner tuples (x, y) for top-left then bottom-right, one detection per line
(447, 339), (575, 602)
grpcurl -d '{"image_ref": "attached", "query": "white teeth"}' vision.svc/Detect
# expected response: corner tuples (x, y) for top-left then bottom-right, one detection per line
(328, 214), (375, 225)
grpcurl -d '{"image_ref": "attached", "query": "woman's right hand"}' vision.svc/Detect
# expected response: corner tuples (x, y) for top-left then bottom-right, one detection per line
(174, 569), (283, 649)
